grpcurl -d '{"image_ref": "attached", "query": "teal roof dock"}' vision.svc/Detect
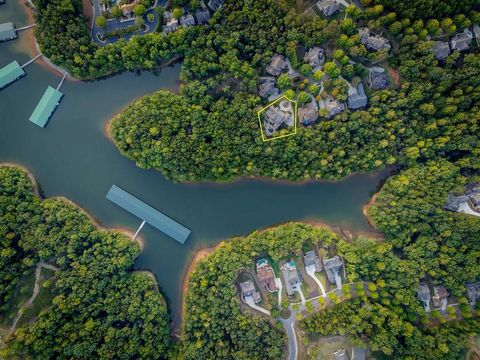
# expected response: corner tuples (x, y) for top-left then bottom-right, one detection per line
(0, 60), (25, 89)
(0, 22), (17, 42)
(29, 86), (63, 128)
(106, 185), (191, 244)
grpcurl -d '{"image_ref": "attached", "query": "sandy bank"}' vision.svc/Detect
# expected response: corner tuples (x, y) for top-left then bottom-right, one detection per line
(362, 191), (380, 229)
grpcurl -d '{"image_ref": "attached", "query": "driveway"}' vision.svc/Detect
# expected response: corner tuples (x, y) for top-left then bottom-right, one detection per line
(280, 314), (298, 360)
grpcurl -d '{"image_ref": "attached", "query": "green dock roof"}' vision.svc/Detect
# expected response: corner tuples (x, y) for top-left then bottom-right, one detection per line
(29, 86), (63, 128)
(0, 60), (25, 89)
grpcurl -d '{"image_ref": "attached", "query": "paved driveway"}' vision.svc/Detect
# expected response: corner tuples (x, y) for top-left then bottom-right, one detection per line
(280, 315), (298, 360)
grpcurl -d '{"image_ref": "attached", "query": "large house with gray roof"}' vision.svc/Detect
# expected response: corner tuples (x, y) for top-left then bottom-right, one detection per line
(195, 8), (211, 24)
(180, 14), (196, 27)
(445, 182), (480, 216)
(266, 54), (288, 76)
(359, 27), (391, 52)
(258, 77), (279, 98)
(320, 96), (345, 118)
(316, 0), (340, 17)
(368, 70), (389, 90)
(466, 282), (480, 306)
(432, 286), (449, 311)
(281, 259), (301, 296)
(347, 83), (367, 109)
(303, 250), (322, 272)
(304, 47), (325, 70)
(451, 29), (473, 52)
(208, 0), (224, 11)
(239, 280), (261, 304)
(323, 255), (343, 289)
(431, 41), (451, 60)
(262, 99), (295, 136)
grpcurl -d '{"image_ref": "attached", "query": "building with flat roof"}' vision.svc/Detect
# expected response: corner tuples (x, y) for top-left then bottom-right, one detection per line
(0, 60), (25, 90)
(0, 22), (17, 42)
(106, 184), (191, 243)
(29, 86), (63, 128)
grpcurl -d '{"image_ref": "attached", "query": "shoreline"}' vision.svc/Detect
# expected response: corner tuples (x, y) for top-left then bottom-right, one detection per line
(177, 220), (386, 332)
(362, 191), (380, 229)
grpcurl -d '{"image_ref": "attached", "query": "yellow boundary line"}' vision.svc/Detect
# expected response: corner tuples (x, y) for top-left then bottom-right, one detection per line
(257, 95), (298, 142)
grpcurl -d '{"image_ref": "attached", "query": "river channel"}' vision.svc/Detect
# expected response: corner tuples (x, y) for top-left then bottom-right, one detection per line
(0, 0), (390, 324)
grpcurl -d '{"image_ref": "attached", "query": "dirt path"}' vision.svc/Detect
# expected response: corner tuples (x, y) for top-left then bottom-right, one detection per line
(6, 262), (59, 338)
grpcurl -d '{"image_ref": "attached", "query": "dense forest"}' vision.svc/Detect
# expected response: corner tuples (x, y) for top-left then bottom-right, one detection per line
(0, 166), (171, 359)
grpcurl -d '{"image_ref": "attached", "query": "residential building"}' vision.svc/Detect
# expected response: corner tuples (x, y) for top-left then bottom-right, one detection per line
(316, 0), (340, 17)
(180, 14), (196, 27)
(321, 96), (345, 118)
(258, 76), (279, 98)
(120, 0), (140, 17)
(239, 280), (261, 304)
(262, 99), (294, 137)
(368, 70), (389, 90)
(256, 258), (278, 292)
(207, 0), (224, 11)
(431, 41), (451, 60)
(473, 24), (480, 44)
(466, 282), (480, 306)
(347, 83), (367, 109)
(298, 101), (318, 125)
(195, 8), (211, 24)
(323, 255), (343, 289)
(303, 250), (322, 272)
(304, 47), (325, 70)
(280, 259), (301, 296)
(352, 347), (366, 360)
(359, 27), (391, 52)
(417, 283), (431, 312)
(334, 348), (350, 360)
(445, 182), (480, 216)
(162, 19), (179, 33)
(266, 54), (288, 76)
(450, 29), (473, 52)
(0, 22), (17, 42)
(432, 286), (449, 311)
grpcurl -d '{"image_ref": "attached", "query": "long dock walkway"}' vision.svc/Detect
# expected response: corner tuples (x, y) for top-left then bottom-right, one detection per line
(106, 185), (191, 244)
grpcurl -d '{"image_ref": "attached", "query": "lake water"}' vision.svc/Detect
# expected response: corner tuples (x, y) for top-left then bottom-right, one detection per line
(0, 0), (390, 324)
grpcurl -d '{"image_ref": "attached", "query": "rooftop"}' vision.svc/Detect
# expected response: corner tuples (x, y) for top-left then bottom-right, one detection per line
(29, 86), (63, 128)
(347, 83), (367, 109)
(0, 22), (17, 42)
(0, 60), (25, 90)
(451, 29), (473, 52)
(432, 41), (450, 60)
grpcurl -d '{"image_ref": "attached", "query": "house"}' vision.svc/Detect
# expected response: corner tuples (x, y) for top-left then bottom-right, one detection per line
(303, 250), (322, 273)
(417, 283), (431, 312)
(321, 96), (345, 118)
(256, 258), (278, 292)
(359, 27), (391, 52)
(163, 10), (174, 21)
(347, 83), (367, 109)
(207, 0), (224, 11)
(368, 70), (389, 90)
(120, 0), (140, 17)
(259, 77), (279, 98)
(0, 22), (17, 42)
(239, 280), (261, 304)
(352, 347), (366, 360)
(298, 101), (318, 125)
(323, 255), (343, 289)
(266, 54), (288, 76)
(466, 282), (480, 306)
(280, 259), (301, 296)
(195, 8), (211, 24)
(162, 19), (179, 33)
(445, 183), (480, 216)
(432, 286), (449, 311)
(431, 41), (451, 60)
(316, 0), (340, 17)
(451, 29), (473, 52)
(180, 14), (196, 27)
(304, 47), (325, 70)
(333, 348), (350, 360)
(262, 99), (294, 137)
(465, 183), (480, 211)
(473, 24), (480, 44)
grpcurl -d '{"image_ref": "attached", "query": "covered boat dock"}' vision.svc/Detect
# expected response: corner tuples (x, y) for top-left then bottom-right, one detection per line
(106, 185), (191, 244)
(0, 22), (16, 42)
(0, 60), (25, 89)
(29, 86), (63, 128)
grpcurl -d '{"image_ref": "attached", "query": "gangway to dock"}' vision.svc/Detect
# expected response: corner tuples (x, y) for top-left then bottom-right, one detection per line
(0, 22), (36, 43)
(106, 185), (191, 244)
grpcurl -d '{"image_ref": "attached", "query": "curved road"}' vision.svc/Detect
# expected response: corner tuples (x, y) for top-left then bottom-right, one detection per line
(280, 315), (298, 360)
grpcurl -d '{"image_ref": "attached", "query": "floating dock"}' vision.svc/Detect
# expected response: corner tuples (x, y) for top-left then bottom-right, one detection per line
(0, 22), (17, 42)
(29, 86), (63, 128)
(106, 185), (191, 244)
(0, 60), (25, 89)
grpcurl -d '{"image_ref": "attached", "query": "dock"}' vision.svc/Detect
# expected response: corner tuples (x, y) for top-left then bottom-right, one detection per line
(0, 60), (25, 90)
(106, 185), (191, 244)
(29, 86), (63, 128)
(0, 22), (17, 42)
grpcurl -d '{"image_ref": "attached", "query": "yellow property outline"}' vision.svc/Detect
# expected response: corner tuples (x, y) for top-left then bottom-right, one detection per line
(257, 95), (298, 142)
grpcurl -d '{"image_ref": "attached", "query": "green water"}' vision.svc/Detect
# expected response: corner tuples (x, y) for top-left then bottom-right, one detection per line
(0, 0), (390, 324)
